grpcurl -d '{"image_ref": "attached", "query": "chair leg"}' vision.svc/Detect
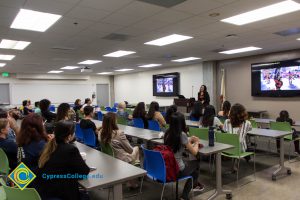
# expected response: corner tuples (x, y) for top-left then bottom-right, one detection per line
(139, 176), (144, 200)
(289, 141), (292, 162)
(253, 154), (256, 181)
(236, 158), (241, 187)
(161, 184), (166, 200)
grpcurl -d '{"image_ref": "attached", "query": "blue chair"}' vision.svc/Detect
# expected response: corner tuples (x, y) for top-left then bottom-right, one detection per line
(75, 123), (84, 142)
(190, 116), (199, 121)
(113, 103), (118, 108)
(111, 107), (117, 112)
(97, 111), (103, 121)
(148, 120), (160, 131)
(105, 107), (112, 112)
(141, 145), (193, 200)
(133, 118), (144, 129)
(49, 105), (55, 112)
(82, 128), (97, 148)
(161, 111), (166, 117)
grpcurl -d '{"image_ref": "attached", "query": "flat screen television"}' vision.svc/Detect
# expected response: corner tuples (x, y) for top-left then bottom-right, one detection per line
(153, 72), (180, 97)
(251, 58), (300, 97)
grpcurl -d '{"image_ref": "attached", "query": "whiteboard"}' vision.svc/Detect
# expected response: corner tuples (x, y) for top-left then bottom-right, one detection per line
(11, 83), (96, 105)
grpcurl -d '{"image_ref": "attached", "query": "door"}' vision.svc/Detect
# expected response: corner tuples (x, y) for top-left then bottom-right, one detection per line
(0, 83), (10, 105)
(96, 84), (109, 107)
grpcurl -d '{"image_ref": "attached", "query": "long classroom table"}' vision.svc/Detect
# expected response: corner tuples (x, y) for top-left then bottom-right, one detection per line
(76, 142), (146, 200)
(253, 118), (300, 127)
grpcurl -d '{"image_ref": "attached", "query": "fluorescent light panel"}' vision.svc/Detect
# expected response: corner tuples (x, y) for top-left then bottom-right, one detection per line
(61, 66), (79, 70)
(103, 50), (136, 57)
(172, 57), (201, 62)
(297, 38), (300, 40)
(138, 64), (162, 68)
(0, 39), (31, 50)
(10, 9), (62, 32)
(97, 72), (113, 75)
(0, 54), (15, 60)
(78, 60), (102, 65)
(0, 63), (6, 67)
(221, 0), (300, 25)
(144, 34), (193, 46)
(48, 70), (63, 73)
(219, 46), (262, 54)
(114, 69), (134, 72)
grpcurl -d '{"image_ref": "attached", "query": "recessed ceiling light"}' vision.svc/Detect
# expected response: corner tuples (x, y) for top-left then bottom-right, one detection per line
(0, 54), (15, 60)
(10, 9), (62, 32)
(103, 50), (136, 57)
(221, 0), (300, 25)
(60, 66), (80, 70)
(114, 69), (134, 72)
(48, 70), (63, 73)
(144, 34), (193, 46)
(297, 38), (300, 40)
(138, 64), (162, 68)
(0, 63), (6, 67)
(97, 72), (113, 75)
(172, 57), (202, 62)
(78, 60), (102, 65)
(0, 39), (31, 50)
(219, 46), (262, 54)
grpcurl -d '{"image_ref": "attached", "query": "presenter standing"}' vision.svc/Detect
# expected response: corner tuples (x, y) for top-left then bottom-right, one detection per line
(198, 85), (210, 107)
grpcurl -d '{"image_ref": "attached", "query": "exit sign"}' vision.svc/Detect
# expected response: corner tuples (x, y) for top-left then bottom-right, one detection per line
(2, 72), (9, 77)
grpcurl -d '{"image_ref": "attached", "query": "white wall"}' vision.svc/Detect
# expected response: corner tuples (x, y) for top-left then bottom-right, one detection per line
(0, 74), (111, 106)
(114, 64), (203, 106)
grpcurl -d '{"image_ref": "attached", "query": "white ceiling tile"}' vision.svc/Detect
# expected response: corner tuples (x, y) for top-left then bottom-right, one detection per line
(79, 0), (133, 12)
(150, 9), (193, 23)
(173, 0), (224, 15)
(0, 0), (25, 8)
(101, 13), (142, 26)
(66, 5), (110, 21)
(24, 0), (74, 15)
(118, 1), (165, 18)
(90, 22), (124, 34)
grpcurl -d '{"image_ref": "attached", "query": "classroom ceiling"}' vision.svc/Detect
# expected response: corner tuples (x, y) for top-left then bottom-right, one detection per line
(1, 0), (300, 75)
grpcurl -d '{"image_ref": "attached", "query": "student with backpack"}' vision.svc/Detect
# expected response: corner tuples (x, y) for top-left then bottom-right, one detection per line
(164, 112), (204, 200)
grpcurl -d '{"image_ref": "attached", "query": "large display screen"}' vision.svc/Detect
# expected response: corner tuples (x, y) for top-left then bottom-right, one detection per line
(153, 72), (179, 97)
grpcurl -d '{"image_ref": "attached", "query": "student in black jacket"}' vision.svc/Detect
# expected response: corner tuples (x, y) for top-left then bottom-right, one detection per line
(36, 120), (90, 200)
(40, 99), (57, 123)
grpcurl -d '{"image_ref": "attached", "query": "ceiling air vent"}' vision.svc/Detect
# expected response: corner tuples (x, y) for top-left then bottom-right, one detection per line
(274, 27), (300, 36)
(138, 0), (187, 8)
(102, 33), (131, 41)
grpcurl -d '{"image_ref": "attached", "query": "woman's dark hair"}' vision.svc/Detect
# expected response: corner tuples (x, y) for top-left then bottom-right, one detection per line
(39, 99), (51, 112)
(84, 98), (91, 104)
(0, 109), (8, 118)
(17, 113), (48, 146)
(164, 112), (186, 153)
(222, 101), (231, 117)
(190, 101), (203, 119)
(83, 106), (94, 116)
(165, 105), (177, 124)
(200, 85), (207, 92)
(34, 101), (40, 108)
(202, 105), (216, 127)
(229, 103), (248, 127)
(22, 100), (28, 107)
(132, 102), (146, 118)
(39, 120), (75, 168)
(56, 103), (71, 122)
(100, 112), (119, 144)
(278, 110), (289, 121)
(147, 101), (159, 119)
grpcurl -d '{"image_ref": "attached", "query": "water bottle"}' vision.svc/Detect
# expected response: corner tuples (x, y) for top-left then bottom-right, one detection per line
(208, 126), (215, 147)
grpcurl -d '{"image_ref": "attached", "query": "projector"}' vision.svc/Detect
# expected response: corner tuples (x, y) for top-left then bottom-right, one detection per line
(81, 66), (93, 73)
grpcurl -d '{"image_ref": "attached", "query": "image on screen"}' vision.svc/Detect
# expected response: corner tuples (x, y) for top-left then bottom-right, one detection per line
(260, 66), (300, 91)
(156, 78), (173, 93)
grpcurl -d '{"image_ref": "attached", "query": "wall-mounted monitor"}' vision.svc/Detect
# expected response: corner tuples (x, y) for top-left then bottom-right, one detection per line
(251, 58), (300, 97)
(153, 72), (180, 97)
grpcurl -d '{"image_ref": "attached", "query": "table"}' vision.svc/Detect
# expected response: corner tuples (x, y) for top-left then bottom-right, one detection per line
(253, 118), (300, 127)
(76, 142), (146, 200)
(185, 120), (200, 127)
(248, 128), (292, 180)
(152, 139), (233, 200)
(247, 110), (267, 118)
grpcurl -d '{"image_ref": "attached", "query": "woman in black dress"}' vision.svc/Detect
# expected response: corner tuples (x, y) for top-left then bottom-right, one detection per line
(198, 85), (210, 107)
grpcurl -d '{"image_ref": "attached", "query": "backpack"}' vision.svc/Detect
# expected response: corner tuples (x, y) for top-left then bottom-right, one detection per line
(153, 145), (179, 182)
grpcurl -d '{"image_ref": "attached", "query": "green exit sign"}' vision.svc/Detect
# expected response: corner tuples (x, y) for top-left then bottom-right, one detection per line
(2, 72), (9, 77)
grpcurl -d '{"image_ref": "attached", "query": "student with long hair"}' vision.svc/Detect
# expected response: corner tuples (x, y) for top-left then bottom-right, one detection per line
(201, 105), (223, 129)
(217, 100), (231, 121)
(22, 100), (33, 115)
(197, 85), (210, 107)
(190, 101), (203, 121)
(36, 120), (90, 200)
(80, 106), (99, 138)
(164, 112), (204, 200)
(40, 99), (56, 123)
(146, 101), (166, 129)
(73, 99), (82, 113)
(132, 102), (148, 128)
(165, 105), (177, 124)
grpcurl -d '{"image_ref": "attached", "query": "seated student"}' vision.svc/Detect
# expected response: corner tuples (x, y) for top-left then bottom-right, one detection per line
(36, 120), (90, 200)
(147, 101), (166, 129)
(116, 102), (132, 120)
(34, 101), (41, 115)
(217, 100), (231, 122)
(0, 118), (18, 169)
(80, 106), (99, 137)
(165, 105), (177, 124)
(164, 112), (204, 200)
(132, 102), (148, 128)
(73, 99), (82, 113)
(17, 113), (49, 172)
(190, 101), (203, 121)
(80, 98), (93, 112)
(0, 108), (20, 136)
(275, 110), (299, 154)
(40, 99), (57, 123)
(201, 105), (223, 130)
(22, 100), (33, 115)
(56, 103), (72, 122)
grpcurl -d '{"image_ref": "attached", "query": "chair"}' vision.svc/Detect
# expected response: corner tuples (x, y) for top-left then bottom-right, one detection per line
(111, 107), (117, 112)
(82, 128), (97, 148)
(0, 148), (10, 181)
(249, 119), (258, 128)
(100, 142), (114, 157)
(100, 106), (105, 111)
(113, 103), (118, 108)
(117, 117), (127, 125)
(97, 111), (103, 121)
(75, 123), (84, 142)
(148, 120), (160, 131)
(105, 107), (112, 112)
(215, 133), (256, 186)
(0, 178), (41, 200)
(133, 118), (144, 129)
(141, 145), (193, 200)
(49, 105), (55, 112)
(189, 127), (208, 140)
(190, 116), (199, 122)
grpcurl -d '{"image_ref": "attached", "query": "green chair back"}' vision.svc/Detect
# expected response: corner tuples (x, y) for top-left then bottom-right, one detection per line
(125, 109), (133, 115)
(249, 119), (258, 128)
(215, 132), (240, 155)
(100, 142), (114, 157)
(117, 117), (127, 125)
(100, 106), (105, 111)
(270, 121), (292, 131)
(0, 148), (9, 175)
(189, 127), (209, 140)
(0, 178), (41, 200)
(0, 185), (5, 200)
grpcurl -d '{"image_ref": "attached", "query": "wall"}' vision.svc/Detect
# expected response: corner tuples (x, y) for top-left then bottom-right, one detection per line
(114, 64), (204, 106)
(0, 74), (111, 106)
(216, 49), (300, 119)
